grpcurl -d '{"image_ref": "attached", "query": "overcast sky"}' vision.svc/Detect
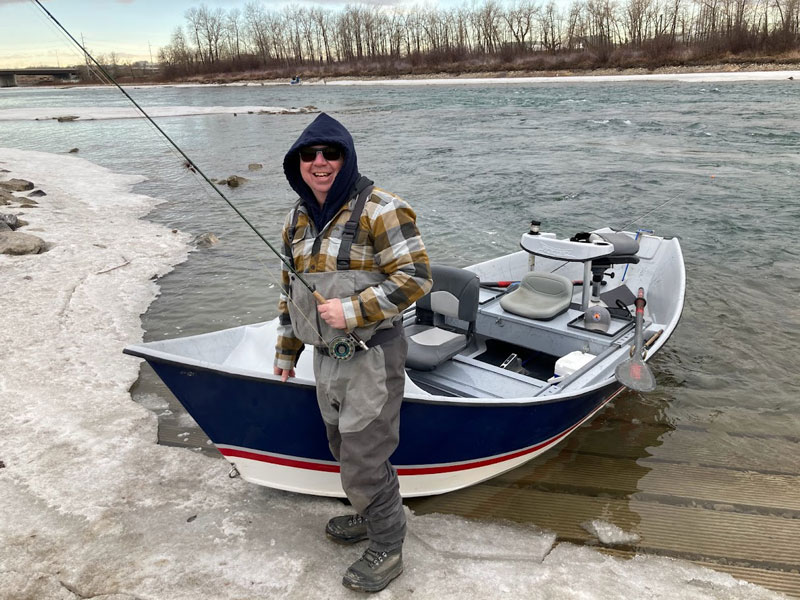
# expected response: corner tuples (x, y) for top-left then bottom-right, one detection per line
(0, 0), (453, 69)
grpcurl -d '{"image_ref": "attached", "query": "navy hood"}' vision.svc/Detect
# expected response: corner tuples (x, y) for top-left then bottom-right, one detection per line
(283, 113), (360, 231)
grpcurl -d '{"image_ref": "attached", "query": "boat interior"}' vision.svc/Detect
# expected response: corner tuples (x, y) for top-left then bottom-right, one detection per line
(401, 230), (682, 399)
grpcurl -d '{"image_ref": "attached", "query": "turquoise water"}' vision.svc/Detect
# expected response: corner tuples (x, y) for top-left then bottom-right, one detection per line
(2, 79), (798, 447)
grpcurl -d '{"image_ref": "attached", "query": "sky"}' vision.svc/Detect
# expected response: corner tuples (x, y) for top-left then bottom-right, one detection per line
(0, 0), (198, 68)
(0, 0), (439, 69)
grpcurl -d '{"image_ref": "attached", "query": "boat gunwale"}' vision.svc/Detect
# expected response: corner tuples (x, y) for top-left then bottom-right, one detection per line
(124, 342), (631, 408)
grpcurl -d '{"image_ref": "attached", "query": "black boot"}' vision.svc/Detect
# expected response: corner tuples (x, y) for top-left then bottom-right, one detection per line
(326, 514), (368, 544)
(342, 547), (403, 593)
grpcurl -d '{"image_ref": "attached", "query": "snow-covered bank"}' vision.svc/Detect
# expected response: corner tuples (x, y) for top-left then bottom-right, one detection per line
(0, 148), (784, 599)
(320, 69), (800, 86)
(0, 105), (314, 122)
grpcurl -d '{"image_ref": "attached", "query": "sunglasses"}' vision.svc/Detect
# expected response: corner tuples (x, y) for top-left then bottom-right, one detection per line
(298, 146), (343, 162)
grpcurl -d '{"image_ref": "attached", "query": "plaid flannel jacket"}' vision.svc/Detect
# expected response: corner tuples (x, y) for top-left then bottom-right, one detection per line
(274, 187), (432, 370)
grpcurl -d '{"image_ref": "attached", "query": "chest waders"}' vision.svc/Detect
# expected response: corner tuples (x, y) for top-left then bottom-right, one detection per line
(288, 178), (408, 554)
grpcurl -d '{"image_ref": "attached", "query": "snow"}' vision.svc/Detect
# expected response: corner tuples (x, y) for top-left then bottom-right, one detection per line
(320, 70), (800, 85)
(0, 105), (312, 122)
(582, 519), (642, 545)
(0, 147), (784, 599)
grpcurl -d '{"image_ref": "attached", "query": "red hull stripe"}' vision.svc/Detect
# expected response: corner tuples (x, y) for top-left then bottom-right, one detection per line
(220, 448), (341, 472)
(219, 392), (621, 477)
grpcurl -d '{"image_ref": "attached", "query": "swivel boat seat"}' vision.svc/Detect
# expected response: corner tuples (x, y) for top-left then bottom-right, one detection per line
(405, 265), (480, 371)
(572, 232), (641, 306)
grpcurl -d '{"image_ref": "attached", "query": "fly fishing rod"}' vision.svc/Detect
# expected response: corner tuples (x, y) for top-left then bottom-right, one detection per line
(31, 0), (368, 358)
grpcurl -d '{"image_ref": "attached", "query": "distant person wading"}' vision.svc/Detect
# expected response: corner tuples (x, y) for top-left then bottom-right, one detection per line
(273, 113), (432, 593)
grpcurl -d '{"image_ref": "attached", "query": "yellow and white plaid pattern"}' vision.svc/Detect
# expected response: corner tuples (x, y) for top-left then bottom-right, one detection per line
(275, 187), (432, 369)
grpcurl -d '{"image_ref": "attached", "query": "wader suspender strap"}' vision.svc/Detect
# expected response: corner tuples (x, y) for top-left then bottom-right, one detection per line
(337, 177), (374, 271)
(286, 200), (302, 271)
(286, 176), (374, 271)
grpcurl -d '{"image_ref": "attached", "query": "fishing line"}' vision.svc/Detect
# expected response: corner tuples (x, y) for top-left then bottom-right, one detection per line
(30, 0), (339, 353)
(548, 188), (686, 277)
(614, 189), (684, 232)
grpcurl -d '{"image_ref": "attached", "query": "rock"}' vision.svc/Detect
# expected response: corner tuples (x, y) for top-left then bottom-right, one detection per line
(0, 179), (35, 192)
(28, 190), (47, 197)
(225, 175), (248, 188)
(56, 115), (79, 122)
(19, 203), (39, 209)
(0, 221), (11, 232)
(0, 190), (15, 203)
(21, 198), (38, 205)
(0, 231), (46, 255)
(17, 219), (29, 228)
(248, 163), (263, 171)
(193, 232), (219, 248)
(68, 148), (79, 153)
(1, 214), (20, 230)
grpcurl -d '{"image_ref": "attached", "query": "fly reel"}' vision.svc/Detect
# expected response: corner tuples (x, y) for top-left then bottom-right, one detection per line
(329, 335), (356, 360)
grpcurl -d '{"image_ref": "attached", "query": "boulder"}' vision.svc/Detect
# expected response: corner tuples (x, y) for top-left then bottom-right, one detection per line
(0, 231), (46, 255)
(1, 214), (20, 230)
(56, 115), (79, 122)
(225, 175), (248, 188)
(28, 190), (47, 197)
(0, 190), (15, 203)
(0, 179), (34, 192)
(0, 221), (11, 232)
(193, 232), (220, 248)
(68, 148), (79, 153)
(248, 163), (263, 171)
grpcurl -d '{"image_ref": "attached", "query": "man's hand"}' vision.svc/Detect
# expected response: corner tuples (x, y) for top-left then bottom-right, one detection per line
(273, 365), (295, 382)
(317, 297), (346, 329)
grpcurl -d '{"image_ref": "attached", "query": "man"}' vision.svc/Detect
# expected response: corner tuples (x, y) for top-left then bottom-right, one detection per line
(273, 113), (432, 593)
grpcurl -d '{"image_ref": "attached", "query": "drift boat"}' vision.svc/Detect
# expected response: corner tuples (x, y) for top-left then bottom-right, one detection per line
(124, 225), (684, 497)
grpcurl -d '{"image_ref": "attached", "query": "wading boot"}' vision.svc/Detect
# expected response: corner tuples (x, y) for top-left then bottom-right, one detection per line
(326, 514), (368, 545)
(342, 547), (403, 593)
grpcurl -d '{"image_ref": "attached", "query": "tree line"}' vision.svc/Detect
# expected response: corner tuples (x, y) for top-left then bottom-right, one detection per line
(156, 0), (800, 79)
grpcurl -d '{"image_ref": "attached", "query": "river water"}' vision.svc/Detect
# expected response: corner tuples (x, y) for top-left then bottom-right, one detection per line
(2, 78), (799, 590)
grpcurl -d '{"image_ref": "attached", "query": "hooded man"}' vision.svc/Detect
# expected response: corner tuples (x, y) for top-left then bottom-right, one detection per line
(274, 113), (432, 592)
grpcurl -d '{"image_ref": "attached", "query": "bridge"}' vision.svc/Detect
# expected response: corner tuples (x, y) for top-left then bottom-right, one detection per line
(0, 67), (80, 88)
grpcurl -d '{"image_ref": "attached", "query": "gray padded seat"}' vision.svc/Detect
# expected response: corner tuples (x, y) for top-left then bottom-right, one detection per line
(499, 272), (574, 320)
(405, 265), (480, 371)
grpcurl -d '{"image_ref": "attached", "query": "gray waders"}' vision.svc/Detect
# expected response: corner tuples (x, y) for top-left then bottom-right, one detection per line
(314, 326), (407, 552)
(285, 179), (407, 552)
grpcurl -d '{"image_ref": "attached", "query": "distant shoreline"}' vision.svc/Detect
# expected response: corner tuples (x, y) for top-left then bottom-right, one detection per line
(7, 61), (800, 89)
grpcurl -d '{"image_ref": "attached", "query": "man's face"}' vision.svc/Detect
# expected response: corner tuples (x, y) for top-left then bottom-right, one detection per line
(299, 145), (344, 205)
